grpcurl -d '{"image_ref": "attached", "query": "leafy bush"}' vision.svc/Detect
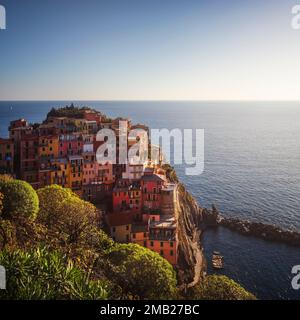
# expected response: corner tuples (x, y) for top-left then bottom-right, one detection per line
(0, 247), (108, 300)
(37, 185), (99, 244)
(187, 275), (256, 300)
(104, 243), (177, 299)
(37, 185), (76, 227)
(0, 180), (39, 220)
(47, 105), (100, 119)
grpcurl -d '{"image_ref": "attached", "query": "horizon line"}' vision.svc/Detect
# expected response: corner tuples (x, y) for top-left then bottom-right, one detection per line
(1, 99), (300, 103)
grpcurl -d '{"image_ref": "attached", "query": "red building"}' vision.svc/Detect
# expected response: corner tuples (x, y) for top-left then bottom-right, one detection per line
(82, 110), (102, 124)
(141, 167), (164, 212)
(112, 179), (141, 216)
(59, 134), (83, 157)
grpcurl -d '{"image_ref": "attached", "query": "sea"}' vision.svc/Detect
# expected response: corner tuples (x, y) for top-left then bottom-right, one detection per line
(0, 101), (299, 300)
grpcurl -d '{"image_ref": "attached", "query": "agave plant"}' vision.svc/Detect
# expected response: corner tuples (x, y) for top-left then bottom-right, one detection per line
(0, 247), (108, 300)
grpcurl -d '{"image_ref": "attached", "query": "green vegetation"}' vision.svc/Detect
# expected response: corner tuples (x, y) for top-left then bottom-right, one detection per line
(47, 104), (99, 119)
(37, 185), (99, 245)
(186, 275), (256, 300)
(104, 243), (177, 300)
(46, 104), (113, 122)
(0, 179), (39, 220)
(0, 248), (108, 300)
(0, 175), (255, 300)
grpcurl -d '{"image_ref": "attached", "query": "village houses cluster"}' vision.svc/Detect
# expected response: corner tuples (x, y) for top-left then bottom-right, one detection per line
(0, 107), (178, 265)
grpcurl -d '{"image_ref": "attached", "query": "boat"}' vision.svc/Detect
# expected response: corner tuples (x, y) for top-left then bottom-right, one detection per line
(212, 251), (224, 269)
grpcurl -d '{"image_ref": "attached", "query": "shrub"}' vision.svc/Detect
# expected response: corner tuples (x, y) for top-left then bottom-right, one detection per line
(104, 243), (177, 299)
(0, 247), (108, 300)
(37, 185), (76, 227)
(187, 275), (256, 300)
(37, 185), (100, 245)
(0, 180), (39, 220)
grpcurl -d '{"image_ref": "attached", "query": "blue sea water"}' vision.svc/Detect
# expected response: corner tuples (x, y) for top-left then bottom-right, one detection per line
(0, 100), (299, 299)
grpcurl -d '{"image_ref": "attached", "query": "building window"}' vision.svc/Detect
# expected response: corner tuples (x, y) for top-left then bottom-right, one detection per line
(144, 241), (147, 247)
(126, 225), (129, 231)
(132, 233), (136, 239)
(143, 232), (147, 238)
(170, 242), (173, 247)
(170, 250), (174, 256)
(160, 242), (164, 247)
(150, 241), (154, 247)
(112, 227), (116, 233)
(160, 250), (164, 256)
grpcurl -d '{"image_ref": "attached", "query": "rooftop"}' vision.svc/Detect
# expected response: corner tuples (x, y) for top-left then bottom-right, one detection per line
(150, 216), (176, 229)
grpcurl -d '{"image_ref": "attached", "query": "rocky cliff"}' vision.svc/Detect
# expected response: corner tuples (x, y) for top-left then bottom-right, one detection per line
(164, 165), (216, 286)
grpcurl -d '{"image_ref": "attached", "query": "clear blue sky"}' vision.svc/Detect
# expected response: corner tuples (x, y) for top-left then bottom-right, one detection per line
(0, 0), (299, 100)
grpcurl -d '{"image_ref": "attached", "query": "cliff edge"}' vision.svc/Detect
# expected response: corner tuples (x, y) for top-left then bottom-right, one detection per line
(164, 165), (215, 286)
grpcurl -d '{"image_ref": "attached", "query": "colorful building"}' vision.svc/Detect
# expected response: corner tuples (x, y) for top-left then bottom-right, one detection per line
(0, 138), (14, 174)
(50, 158), (70, 188)
(20, 134), (39, 187)
(1, 110), (178, 266)
(59, 134), (83, 157)
(68, 155), (83, 196)
(106, 213), (133, 243)
(147, 216), (177, 265)
(141, 167), (164, 211)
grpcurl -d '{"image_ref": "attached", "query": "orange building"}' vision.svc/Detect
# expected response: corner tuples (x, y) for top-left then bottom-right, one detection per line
(38, 135), (59, 159)
(131, 224), (149, 246)
(147, 216), (177, 265)
(50, 158), (70, 188)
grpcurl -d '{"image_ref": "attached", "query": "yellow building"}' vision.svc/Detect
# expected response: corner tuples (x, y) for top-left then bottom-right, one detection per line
(106, 213), (132, 243)
(50, 158), (70, 188)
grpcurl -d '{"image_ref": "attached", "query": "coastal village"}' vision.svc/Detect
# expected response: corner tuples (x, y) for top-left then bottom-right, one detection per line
(0, 106), (178, 266)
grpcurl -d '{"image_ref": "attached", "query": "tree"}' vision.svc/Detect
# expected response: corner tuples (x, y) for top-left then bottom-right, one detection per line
(0, 180), (39, 220)
(186, 275), (256, 300)
(104, 243), (177, 300)
(0, 247), (109, 300)
(37, 185), (77, 227)
(37, 185), (99, 244)
(58, 197), (98, 244)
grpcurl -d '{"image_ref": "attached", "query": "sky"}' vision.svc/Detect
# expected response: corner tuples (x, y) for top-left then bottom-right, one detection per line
(0, 0), (300, 100)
